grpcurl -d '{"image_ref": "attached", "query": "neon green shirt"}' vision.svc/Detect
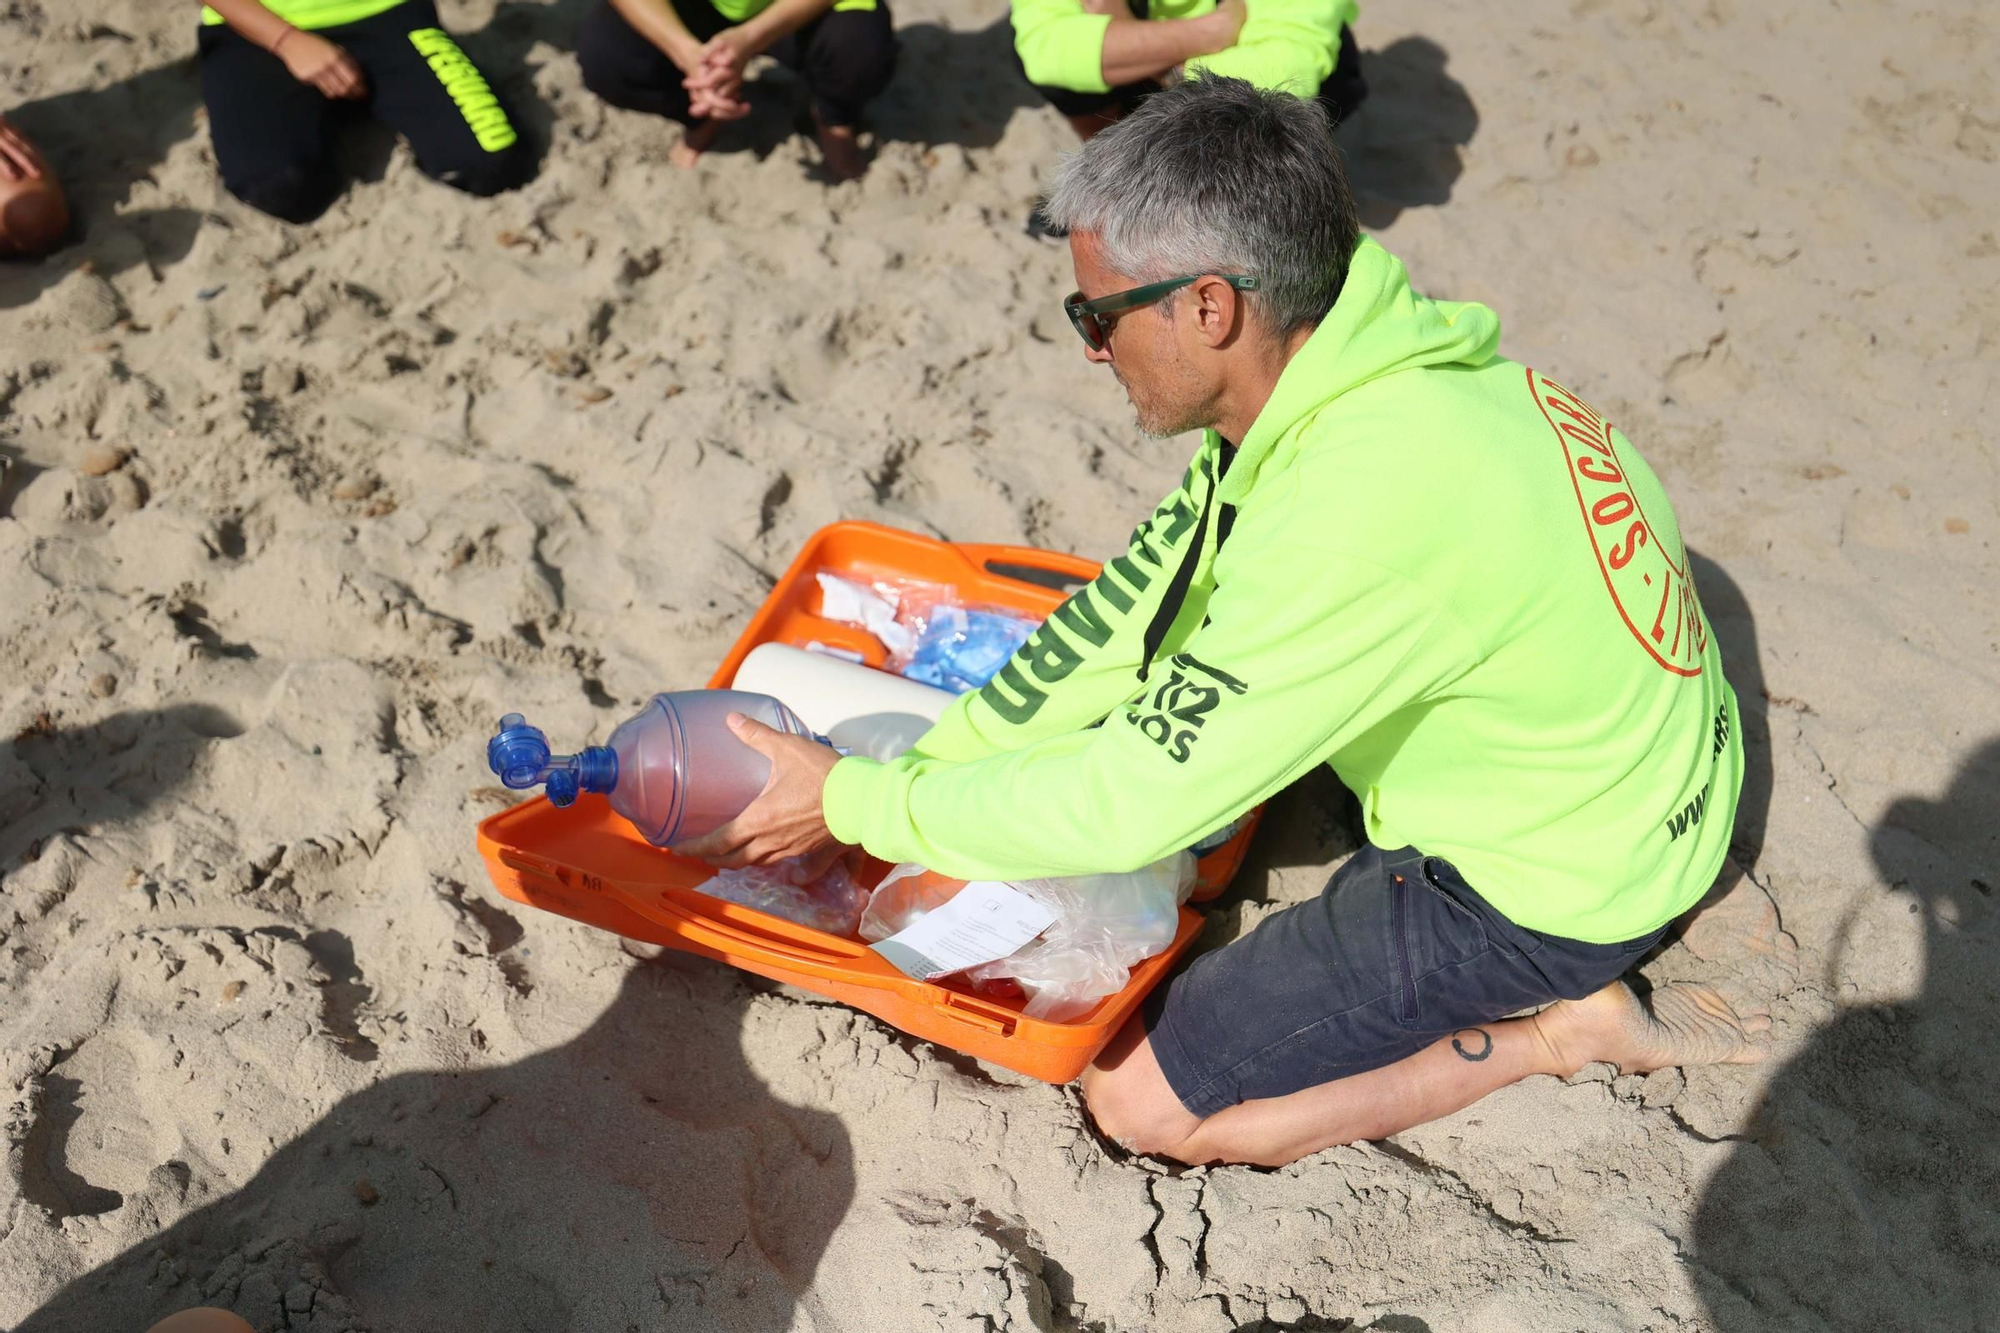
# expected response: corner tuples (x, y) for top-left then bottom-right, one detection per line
(201, 0), (406, 28)
(1010, 0), (1359, 96)
(823, 239), (1743, 944)
(710, 0), (879, 21)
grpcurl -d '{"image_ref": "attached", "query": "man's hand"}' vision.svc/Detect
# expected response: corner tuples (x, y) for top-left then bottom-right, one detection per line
(678, 713), (846, 869)
(0, 116), (47, 182)
(277, 30), (368, 100)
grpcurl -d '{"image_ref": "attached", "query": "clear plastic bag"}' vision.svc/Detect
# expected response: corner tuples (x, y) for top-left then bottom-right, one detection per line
(692, 855), (869, 938)
(859, 854), (1196, 1022)
(815, 572), (1038, 694)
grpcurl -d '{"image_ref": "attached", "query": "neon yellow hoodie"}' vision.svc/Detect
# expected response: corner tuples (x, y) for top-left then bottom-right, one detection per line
(823, 239), (1743, 945)
(1011, 0), (1359, 98)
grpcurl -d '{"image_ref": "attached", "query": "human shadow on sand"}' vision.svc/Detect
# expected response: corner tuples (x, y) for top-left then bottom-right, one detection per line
(1340, 36), (1478, 231)
(14, 954), (855, 1332)
(1690, 551), (1775, 875)
(0, 703), (248, 868)
(1689, 736), (2000, 1330)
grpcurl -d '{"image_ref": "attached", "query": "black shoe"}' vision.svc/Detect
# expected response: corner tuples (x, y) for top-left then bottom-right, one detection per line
(1025, 201), (1069, 243)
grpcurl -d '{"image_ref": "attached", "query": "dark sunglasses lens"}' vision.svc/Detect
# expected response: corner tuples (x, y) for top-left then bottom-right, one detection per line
(1065, 298), (1103, 352)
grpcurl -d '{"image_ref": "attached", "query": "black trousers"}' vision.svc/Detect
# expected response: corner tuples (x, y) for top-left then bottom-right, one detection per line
(199, 0), (531, 224)
(577, 0), (896, 130)
(1021, 22), (1368, 128)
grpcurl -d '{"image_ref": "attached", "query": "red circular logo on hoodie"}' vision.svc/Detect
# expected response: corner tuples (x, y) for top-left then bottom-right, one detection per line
(1528, 369), (1707, 677)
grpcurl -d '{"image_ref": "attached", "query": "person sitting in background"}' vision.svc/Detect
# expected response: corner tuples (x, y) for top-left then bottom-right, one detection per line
(1011, 0), (1366, 236)
(577, 0), (896, 180)
(198, 0), (531, 223)
(0, 113), (69, 256)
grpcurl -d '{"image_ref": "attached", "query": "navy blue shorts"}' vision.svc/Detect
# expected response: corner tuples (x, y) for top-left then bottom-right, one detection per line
(1144, 845), (1667, 1118)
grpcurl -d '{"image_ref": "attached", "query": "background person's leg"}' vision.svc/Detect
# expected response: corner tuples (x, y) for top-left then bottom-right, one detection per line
(1314, 24), (1369, 128)
(1013, 62), (1149, 235)
(576, 0), (720, 123)
(782, 0), (896, 177)
(198, 25), (342, 223)
(340, 1), (530, 198)
(1005, 29), (1151, 144)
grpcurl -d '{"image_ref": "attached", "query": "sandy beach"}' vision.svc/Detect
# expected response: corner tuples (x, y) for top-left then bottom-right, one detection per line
(2, 0), (1996, 1328)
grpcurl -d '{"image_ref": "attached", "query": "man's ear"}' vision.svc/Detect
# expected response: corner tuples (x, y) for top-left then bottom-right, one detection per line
(1191, 275), (1242, 349)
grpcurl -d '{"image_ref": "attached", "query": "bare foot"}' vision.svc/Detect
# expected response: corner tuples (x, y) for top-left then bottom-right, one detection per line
(1532, 980), (1770, 1077)
(812, 113), (865, 181)
(670, 120), (719, 170)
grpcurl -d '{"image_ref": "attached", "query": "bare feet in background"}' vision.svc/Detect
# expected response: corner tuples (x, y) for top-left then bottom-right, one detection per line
(812, 108), (864, 181)
(670, 118), (721, 169)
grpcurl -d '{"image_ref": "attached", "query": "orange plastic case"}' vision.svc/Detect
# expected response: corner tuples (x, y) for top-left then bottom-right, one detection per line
(475, 521), (1261, 1084)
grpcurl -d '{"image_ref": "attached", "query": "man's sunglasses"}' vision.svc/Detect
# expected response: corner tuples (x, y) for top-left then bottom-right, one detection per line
(1063, 274), (1261, 353)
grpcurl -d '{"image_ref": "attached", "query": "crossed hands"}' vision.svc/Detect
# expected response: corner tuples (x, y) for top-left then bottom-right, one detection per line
(679, 27), (758, 122)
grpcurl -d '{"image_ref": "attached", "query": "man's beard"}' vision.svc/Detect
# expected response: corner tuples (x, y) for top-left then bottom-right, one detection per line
(1128, 380), (1216, 439)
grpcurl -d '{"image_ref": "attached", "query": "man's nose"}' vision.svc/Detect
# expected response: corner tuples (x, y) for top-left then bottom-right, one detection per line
(1084, 337), (1113, 366)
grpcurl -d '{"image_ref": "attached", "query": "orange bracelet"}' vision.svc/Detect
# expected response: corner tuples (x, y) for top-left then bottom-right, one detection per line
(271, 24), (298, 55)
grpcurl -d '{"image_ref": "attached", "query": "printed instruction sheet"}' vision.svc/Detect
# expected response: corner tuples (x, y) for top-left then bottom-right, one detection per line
(870, 881), (1055, 980)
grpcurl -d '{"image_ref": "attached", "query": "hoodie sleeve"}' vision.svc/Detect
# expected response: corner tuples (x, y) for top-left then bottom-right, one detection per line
(1010, 0), (1117, 94)
(900, 443), (1223, 766)
(822, 522), (1479, 879)
(1184, 0), (1356, 95)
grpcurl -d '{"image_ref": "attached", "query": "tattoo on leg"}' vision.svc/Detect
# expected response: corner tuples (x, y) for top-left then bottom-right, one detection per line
(1451, 1028), (1494, 1062)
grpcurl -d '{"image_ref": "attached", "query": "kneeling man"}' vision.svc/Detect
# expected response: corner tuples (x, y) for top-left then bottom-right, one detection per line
(690, 73), (1766, 1167)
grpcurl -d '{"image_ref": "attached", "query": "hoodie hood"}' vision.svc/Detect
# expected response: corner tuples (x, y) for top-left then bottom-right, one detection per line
(1217, 237), (1502, 505)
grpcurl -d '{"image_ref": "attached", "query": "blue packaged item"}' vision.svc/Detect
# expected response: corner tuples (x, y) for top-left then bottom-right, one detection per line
(900, 605), (1037, 694)
(815, 572), (1039, 695)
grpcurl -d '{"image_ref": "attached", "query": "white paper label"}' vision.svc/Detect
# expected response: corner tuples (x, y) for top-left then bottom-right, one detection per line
(870, 881), (1056, 981)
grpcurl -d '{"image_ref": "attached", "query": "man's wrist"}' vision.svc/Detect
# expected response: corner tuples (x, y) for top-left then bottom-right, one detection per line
(665, 30), (703, 69)
(270, 22), (298, 55)
(732, 20), (772, 58)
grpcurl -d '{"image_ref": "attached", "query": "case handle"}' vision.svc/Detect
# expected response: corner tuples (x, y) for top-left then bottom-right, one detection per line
(953, 541), (1099, 596)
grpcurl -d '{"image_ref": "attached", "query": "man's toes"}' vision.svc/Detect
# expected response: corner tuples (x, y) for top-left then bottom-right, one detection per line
(1727, 1032), (1771, 1065)
(1687, 986), (1741, 1021)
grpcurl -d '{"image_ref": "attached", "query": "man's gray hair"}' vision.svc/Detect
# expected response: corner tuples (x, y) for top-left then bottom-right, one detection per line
(1043, 74), (1361, 337)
